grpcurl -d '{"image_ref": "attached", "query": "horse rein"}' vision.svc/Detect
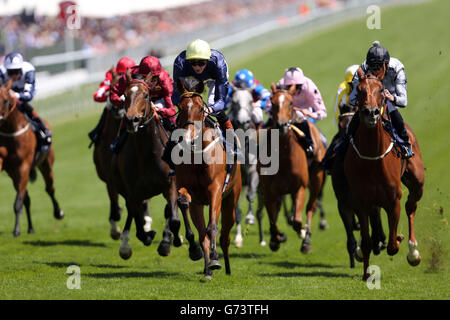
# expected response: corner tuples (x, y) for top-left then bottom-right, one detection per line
(0, 88), (31, 137)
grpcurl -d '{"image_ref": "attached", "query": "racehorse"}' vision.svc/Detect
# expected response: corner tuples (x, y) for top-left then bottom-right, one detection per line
(227, 85), (259, 247)
(92, 67), (132, 240)
(344, 67), (424, 280)
(329, 101), (386, 268)
(257, 84), (325, 253)
(0, 80), (64, 236)
(175, 78), (242, 279)
(111, 70), (200, 260)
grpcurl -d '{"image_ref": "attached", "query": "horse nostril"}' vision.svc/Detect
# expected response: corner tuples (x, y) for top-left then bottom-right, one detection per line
(133, 116), (140, 123)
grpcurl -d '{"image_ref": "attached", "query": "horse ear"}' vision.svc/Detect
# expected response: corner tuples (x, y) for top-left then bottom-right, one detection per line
(357, 67), (365, 80)
(271, 82), (277, 93)
(5, 79), (13, 91)
(125, 68), (132, 83)
(176, 78), (186, 94)
(377, 62), (386, 81)
(288, 84), (296, 95)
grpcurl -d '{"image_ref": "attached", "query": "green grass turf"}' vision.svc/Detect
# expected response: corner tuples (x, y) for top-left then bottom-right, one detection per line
(0, 0), (448, 299)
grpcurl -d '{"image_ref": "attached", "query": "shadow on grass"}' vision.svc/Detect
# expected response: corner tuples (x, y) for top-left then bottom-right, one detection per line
(260, 271), (353, 278)
(86, 271), (179, 279)
(229, 252), (269, 259)
(265, 261), (342, 269)
(23, 239), (108, 248)
(35, 261), (81, 268)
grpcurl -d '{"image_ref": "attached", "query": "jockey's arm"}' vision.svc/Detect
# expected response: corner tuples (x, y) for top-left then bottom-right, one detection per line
(393, 68), (407, 107)
(93, 71), (112, 102)
(18, 70), (36, 102)
(304, 83), (327, 121)
(109, 75), (127, 108)
(253, 83), (270, 109)
(155, 73), (177, 119)
(171, 57), (184, 107)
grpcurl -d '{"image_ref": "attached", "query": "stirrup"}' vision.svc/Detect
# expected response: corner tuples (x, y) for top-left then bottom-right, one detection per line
(401, 144), (414, 159)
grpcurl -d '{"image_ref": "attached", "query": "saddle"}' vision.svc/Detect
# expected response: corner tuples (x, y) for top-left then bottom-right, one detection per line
(381, 118), (404, 158)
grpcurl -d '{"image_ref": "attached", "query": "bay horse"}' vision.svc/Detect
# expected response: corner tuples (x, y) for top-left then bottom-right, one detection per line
(344, 67), (424, 280)
(111, 70), (201, 260)
(175, 78), (242, 279)
(329, 101), (386, 268)
(0, 80), (64, 236)
(92, 67), (130, 240)
(257, 83), (325, 253)
(227, 85), (259, 247)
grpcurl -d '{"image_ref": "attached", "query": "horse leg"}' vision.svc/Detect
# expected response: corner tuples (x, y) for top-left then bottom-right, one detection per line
(256, 187), (266, 246)
(369, 207), (385, 255)
(38, 152), (64, 220)
(317, 179), (328, 230)
(106, 182), (122, 240)
(165, 180), (182, 246)
(177, 190), (203, 261)
(24, 191), (34, 234)
(129, 199), (156, 246)
(234, 199), (243, 247)
(386, 199), (402, 256)
(206, 187), (222, 272)
(282, 195), (294, 226)
(357, 211), (372, 281)
(402, 170), (424, 266)
(266, 195), (284, 252)
(11, 164), (31, 237)
(220, 190), (239, 275)
(190, 202), (211, 278)
(338, 202), (357, 268)
(245, 165), (258, 225)
(119, 212), (133, 260)
(292, 186), (307, 239)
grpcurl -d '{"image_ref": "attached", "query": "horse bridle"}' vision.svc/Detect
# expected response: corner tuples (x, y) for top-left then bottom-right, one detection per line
(0, 87), (17, 123)
(178, 91), (209, 130)
(360, 75), (388, 116)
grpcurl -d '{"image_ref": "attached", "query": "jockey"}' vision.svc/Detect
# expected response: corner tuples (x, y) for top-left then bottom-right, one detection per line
(109, 55), (177, 152)
(88, 57), (135, 145)
(0, 52), (52, 150)
(275, 67), (327, 157)
(320, 64), (359, 171)
(348, 41), (414, 159)
(162, 39), (237, 174)
(227, 69), (270, 127)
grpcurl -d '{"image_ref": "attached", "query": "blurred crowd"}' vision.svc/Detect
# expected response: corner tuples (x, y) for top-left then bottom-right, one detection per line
(0, 0), (340, 55)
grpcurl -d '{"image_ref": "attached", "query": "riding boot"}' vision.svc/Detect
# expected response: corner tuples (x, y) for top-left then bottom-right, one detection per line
(293, 121), (314, 158)
(109, 125), (127, 154)
(390, 109), (414, 159)
(88, 107), (108, 146)
(320, 133), (340, 172)
(162, 138), (177, 176)
(335, 112), (359, 154)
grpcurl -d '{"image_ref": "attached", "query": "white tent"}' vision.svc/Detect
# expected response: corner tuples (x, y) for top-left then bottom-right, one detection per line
(0, 0), (208, 17)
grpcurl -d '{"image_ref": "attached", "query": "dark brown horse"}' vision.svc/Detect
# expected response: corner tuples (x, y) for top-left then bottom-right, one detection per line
(329, 100), (386, 268)
(92, 67), (127, 240)
(175, 78), (241, 279)
(111, 70), (198, 260)
(257, 84), (325, 253)
(344, 67), (424, 280)
(0, 81), (63, 236)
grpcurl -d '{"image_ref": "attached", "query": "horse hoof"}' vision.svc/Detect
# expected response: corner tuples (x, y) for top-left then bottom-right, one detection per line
(362, 273), (370, 281)
(208, 260), (222, 271)
(292, 221), (302, 234)
(28, 228), (35, 234)
(278, 233), (287, 243)
(189, 245), (203, 261)
(301, 242), (311, 254)
(119, 247), (132, 260)
(13, 230), (20, 237)
(355, 248), (363, 262)
(397, 234), (405, 243)
(204, 274), (213, 280)
(55, 210), (64, 220)
(173, 235), (183, 247)
(110, 230), (121, 241)
(407, 254), (421, 267)
(387, 246), (399, 256)
(269, 240), (280, 252)
(245, 214), (255, 225)
(260, 240), (266, 247)
(140, 230), (156, 246)
(319, 219), (328, 230)
(157, 241), (171, 257)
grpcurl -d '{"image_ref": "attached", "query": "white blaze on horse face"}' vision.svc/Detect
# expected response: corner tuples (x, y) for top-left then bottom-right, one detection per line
(184, 100), (194, 144)
(130, 86), (139, 102)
